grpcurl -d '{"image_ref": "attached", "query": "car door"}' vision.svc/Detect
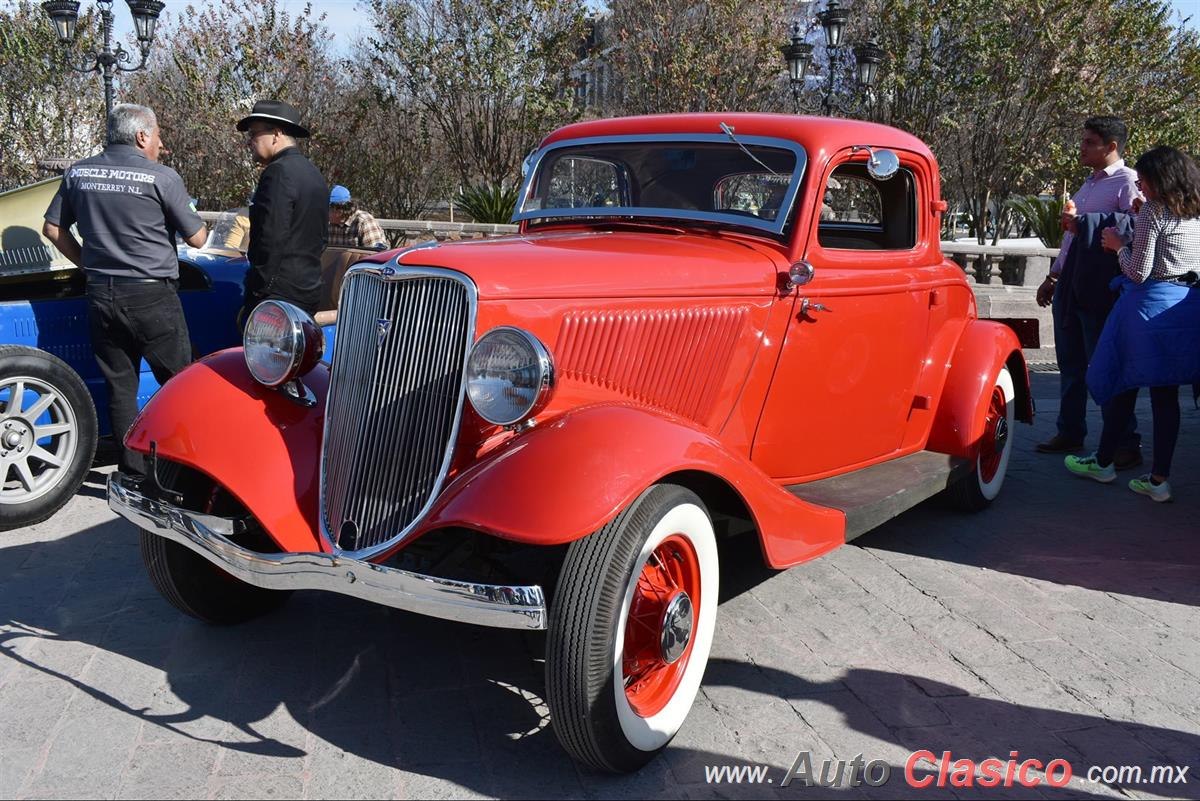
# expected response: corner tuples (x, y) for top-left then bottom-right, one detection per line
(751, 149), (935, 481)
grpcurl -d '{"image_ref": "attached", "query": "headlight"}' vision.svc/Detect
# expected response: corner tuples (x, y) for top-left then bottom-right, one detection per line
(243, 300), (324, 387)
(466, 327), (553, 426)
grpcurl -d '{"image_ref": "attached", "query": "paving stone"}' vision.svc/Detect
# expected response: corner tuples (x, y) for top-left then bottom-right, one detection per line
(116, 741), (220, 799)
(18, 693), (143, 798)
(0, 746), (37, 796)
(0, 673), (76, 749)
(209, 773), (307, 799)
(212, 704), (310, 777)
(0, 378), (1197, 798)
(303, 728), (403, 799)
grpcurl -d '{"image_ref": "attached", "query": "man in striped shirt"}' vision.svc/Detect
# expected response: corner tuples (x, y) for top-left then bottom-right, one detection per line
(1034, 116), (1142, 467)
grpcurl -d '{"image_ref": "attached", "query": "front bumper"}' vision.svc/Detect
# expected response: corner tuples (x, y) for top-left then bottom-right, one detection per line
(107, 473), (547, 630)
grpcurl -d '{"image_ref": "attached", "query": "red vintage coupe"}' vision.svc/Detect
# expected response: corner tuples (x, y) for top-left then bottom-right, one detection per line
(109, 114), (1031, 772)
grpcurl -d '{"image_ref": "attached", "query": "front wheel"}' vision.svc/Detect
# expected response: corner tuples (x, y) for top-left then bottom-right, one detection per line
(140, 532), (292, 625)
(949, 366), (1015, 511)
(0, 346), (98, 531)
(546, 484), (718, 772)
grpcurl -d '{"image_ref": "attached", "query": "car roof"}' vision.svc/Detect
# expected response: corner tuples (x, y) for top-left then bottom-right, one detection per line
(541, 113), (934, 163)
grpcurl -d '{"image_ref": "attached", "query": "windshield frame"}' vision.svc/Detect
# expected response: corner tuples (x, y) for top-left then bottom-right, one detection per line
(514, 133), (808, 237)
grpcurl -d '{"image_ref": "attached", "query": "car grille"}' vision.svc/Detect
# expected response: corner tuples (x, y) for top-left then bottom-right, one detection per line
(320, 265), (476, 556)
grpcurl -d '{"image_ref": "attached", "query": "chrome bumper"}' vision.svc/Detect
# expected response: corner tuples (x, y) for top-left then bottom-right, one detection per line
(107, 474), (546, 630)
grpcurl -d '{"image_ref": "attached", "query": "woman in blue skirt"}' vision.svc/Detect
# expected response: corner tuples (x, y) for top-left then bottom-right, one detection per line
(1065, 146), (1200, 502)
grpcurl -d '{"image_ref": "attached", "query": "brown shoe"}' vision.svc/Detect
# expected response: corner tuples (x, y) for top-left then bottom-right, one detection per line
(1113, 446), (1144, 470)
(1035, 434), (1084, 453)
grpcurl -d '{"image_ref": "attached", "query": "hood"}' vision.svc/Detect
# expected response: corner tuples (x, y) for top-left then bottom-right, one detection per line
(394, 229), (782, 299)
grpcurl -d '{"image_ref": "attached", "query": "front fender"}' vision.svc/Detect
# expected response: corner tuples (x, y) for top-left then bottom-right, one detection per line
(125, 349), (327, 553)
(418, 404), (845, 568)
(927, 320), (1032, 458)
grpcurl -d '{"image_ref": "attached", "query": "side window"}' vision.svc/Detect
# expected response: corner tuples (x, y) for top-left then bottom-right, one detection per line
(817, 162), (917, 251)
(540, 156), (628, 209)
(713, 173), (790, 221)
(821, 175), (881, 224)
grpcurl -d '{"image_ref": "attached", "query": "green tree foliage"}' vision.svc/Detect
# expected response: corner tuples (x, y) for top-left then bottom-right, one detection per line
(855, 0), (1200, 243)
(123, 0), (338, 209)
(600, 0), (789, 115)
(0, 0), (103, 191)
(456, 181), (518, 223)
(1007, 194), (1066, 248)
(366, 0), (587, 188)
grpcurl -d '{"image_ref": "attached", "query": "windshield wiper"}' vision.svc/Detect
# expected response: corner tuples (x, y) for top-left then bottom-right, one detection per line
(719, 122), (781, 177)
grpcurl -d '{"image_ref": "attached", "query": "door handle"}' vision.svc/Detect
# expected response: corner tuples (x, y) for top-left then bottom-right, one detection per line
(800, 298), (829, 316)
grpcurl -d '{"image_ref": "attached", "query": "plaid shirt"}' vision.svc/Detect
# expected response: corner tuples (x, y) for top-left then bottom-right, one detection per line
(328, 209), (387, 250)
(1118, 200), (1200, 283)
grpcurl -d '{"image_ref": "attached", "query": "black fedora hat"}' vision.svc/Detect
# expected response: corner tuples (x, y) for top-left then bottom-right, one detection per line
(236, 99), (311, 138)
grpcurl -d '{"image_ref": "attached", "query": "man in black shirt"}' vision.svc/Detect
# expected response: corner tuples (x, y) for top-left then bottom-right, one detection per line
(43, 103), (207, 479)
(237, 99), (328, 323)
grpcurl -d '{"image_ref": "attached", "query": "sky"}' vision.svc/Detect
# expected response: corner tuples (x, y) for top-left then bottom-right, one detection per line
(106, 0), (1200, 53)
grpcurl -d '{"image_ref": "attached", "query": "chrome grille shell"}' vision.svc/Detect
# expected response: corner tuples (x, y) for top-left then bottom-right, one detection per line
(319, 262), (477, 560)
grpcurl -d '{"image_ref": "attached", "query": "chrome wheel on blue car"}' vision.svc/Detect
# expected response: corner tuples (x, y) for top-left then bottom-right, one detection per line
(0, 346), (97, 530)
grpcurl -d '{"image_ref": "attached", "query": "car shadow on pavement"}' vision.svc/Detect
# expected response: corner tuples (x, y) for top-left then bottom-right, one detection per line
(855, 459), (1200, 610)
(3, 519), (1197, 798)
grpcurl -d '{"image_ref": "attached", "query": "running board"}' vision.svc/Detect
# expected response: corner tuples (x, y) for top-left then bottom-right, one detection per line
(786, 451), (971, 542)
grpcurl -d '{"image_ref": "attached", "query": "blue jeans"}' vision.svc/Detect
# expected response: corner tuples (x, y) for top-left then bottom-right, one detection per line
(1052, 285), (1139, 447)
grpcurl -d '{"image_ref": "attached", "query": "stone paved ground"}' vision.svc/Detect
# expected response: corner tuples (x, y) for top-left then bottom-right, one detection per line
(1, 372), (1197, 800)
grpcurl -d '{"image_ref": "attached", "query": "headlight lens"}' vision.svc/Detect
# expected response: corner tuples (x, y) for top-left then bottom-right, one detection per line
(244, 300), (324, 387)
(466, 327), (553, 426)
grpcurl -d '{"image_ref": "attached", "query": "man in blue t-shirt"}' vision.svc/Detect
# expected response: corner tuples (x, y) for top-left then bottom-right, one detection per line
(43, 103), (207, 480)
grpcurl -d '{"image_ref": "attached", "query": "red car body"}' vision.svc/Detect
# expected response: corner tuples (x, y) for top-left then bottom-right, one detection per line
(111, 114), (1031, 772)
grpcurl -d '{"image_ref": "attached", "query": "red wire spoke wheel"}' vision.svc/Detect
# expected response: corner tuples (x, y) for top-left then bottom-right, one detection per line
(547, 484), (718, 772)
(621, 533), (702, 717)
(949, 366), (1015, 511)
(978, 385), (1009, 484)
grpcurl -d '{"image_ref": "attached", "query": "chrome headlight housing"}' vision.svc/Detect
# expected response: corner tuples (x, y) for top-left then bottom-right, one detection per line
(466, 327), (554, 426)
(243, 300), (324, 387)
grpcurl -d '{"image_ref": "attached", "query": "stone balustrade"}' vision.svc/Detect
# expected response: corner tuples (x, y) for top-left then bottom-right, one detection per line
(199, 210), (1055, 286)
(940, 241), (1059, 288)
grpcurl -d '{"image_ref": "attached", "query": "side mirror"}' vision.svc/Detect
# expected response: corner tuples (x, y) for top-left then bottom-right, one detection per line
(851, 145), (900, 181)
(784, 260), (814, 293)
(867, 149), (900, 181)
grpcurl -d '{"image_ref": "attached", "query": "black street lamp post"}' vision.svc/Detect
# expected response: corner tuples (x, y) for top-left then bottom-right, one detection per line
(41, 0), (165, 122)
(780, 0), (882, 116)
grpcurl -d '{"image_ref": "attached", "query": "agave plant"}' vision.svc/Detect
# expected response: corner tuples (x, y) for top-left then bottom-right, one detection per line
(1006, 194), (1065, 249)
(456, 182), (520, 224)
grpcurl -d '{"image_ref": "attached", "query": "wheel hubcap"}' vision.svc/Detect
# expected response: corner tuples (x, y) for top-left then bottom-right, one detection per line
(0, 376), (78, 505)
(978, 386), (1008, 483)
(622, 533), (702, 718)
(1, 424), (27, 452)
(659, 592), (693, 664)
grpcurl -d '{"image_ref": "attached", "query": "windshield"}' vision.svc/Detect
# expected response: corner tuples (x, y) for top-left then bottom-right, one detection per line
(194, 207), (250, 256)
(515, 134), (806, 236)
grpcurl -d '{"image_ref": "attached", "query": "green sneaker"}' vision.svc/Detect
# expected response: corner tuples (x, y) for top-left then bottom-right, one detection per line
(1129, 474), (1173, 502)
(1064, 454), (1116, 483)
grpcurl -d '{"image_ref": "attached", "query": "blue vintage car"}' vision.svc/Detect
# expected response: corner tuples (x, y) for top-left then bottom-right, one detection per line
(0, 185), (342, 530)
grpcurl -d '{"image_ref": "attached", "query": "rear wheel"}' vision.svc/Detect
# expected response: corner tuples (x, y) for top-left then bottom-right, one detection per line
(546, 484), (718, 772)
(0, 346), (97, 531)
(949, 366), (1015, 511)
